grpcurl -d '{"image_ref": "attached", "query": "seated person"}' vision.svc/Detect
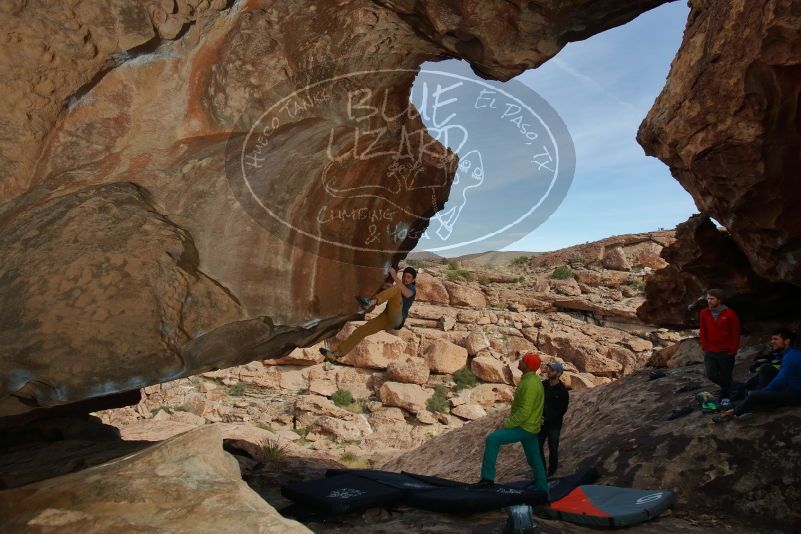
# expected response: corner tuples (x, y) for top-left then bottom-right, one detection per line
(730, 328), (794, 400)
(717, 331), (801, 420)
(745, 328), (793, 389)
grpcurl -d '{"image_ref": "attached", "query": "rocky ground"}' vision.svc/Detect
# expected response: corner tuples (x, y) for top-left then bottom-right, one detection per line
(4, 232), (799, 532)
(95, 231), (691, 466)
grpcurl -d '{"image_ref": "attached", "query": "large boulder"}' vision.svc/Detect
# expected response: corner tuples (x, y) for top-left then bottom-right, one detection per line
(414, 273), (450, 305)
(378, 382), (432, 414)
(0, 0), (682, 420)
(638, 216), (801, 328)
(443, 281), (487, 308)
(639, 0), (801, 291)
(602, 246), (631, 271)
(0, 426), (311, 533)
(309, 415), (373, 442)
(464, 331), (491, 356)
(386, 358), (430, 385)
(452, 403), (487, 421)
(338, 327), (408, 370)
(471, 356), (511, 384)
(423, 339), (468, 374)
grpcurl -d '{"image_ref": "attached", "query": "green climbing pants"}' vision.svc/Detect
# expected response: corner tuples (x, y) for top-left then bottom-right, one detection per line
(481, 427), (547, 491)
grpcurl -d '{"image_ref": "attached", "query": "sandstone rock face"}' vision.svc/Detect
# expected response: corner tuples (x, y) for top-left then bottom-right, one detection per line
(451, 403), (487, 421)
(470, 356), (510, 384)
(650, 337), (704, 369)
(266, 347), (324, 366)
(602, 246), (631, 271)
(386, 358), (430, 385)
(310, 415), (373, 442)
(414, 273), (450, 305)
(0, 0), (672, 418)
(464, 332), (491, 356)
(378, 382), (432, 414)
(638, 216), (801, 328)
(0, 426), (311, 533)
(339, 329), (407, 370)
(423, 339), (468, 374)
(638, 1), (801, 324)
(443, 281), (487, 308)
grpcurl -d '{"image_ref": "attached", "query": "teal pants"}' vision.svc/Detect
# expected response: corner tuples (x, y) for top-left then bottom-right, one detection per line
(481, 427), (547, 490)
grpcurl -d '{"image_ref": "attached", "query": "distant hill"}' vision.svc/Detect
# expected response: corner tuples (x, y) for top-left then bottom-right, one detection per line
(405, 251), (445, 262)
(451, 250), (540, 268)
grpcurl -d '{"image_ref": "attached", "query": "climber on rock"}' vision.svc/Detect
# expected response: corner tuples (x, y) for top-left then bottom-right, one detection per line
(699, 289), (740, 402)
(716, 330), (801, 421)
(319, 266), (417, 365)
(539, 361), (569, 479)
(472, 353), (548, 493)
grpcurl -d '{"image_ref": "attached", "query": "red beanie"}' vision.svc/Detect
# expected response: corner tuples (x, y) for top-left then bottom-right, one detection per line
(522, 353), (541, 372)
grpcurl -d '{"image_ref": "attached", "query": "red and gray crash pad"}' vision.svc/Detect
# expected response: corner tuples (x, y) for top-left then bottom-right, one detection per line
(543, 485), (675, 527)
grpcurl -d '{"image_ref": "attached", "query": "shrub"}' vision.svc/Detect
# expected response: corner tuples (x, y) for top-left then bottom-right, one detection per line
(478, 277), (490, 286)
(344, 400), (366, 414)
(426, 385), (449, 414)
(446, 261), (459, 270)
(569, 252), (585, 265)
(150, 405), (169, 416)
(551, 265), (574, 280)
(446, 269), (475, 282)
(453, 366), (478, 392)
(340, 452), (358, 463)
(259, 438), (288, 461)
(228, 383), (248, 396)
(406, 259), (425, 268)
(627, 278), (645, 290)
(510, 255), (529, 267)
(331, 389), (354, 407)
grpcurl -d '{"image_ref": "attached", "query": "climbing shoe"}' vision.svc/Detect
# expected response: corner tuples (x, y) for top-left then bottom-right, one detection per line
(356, 296), (377, 313)
(319, 348), (343, 365)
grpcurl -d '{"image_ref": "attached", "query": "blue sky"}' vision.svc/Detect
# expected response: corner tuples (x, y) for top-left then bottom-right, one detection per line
(412, 1), (695, 254)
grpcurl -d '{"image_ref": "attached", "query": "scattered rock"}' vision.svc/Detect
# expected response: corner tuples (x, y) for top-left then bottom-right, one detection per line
(378, 382), (433, 414)
(423, 339), (468, 374)
(451, 403), (487, 420)
(386, 358), (430, 385)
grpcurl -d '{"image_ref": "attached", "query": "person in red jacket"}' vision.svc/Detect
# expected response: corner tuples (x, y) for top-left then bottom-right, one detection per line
(699, 289), (740, 400)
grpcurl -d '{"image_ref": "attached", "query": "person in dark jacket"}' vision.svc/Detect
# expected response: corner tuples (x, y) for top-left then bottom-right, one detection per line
(716, 335), (801, 421)
(538, 361), (569, 478)
(744, 328), (794, 391)
(699, 289), (740, 400)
